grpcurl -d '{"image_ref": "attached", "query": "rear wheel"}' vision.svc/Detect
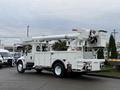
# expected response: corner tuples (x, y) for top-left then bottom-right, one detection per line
(53, 63), (66, 78)
(17, 61), (25, 73)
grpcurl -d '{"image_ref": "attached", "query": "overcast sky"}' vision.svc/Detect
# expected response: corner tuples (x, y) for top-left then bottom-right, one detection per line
(0, 0), (120, 40)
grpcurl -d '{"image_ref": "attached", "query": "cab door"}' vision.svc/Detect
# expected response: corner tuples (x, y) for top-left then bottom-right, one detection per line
(34, 43), (51, 67)
(43, 52), (51, 67)
(24, 45), (33, 63)
(41, 43), (51, 67)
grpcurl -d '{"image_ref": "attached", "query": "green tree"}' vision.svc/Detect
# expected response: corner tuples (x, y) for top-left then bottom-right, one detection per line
(52, 40), (68, 51)
(97, 48), (104, 59)
(108, 34), (118, 59)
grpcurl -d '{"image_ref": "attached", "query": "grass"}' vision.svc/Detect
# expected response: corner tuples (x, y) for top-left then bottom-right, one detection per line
(91, 65), (120, 77)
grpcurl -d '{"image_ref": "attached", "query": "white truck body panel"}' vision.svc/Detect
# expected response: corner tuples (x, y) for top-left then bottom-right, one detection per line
(24, 51), (104, 71)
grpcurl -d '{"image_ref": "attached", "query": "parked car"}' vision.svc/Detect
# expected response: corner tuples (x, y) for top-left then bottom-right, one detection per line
(0, 49), (14, 67)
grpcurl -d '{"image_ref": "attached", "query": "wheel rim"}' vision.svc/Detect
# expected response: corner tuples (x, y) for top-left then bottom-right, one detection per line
(55, 66), (62, 76)
(18, 64), (23, 71)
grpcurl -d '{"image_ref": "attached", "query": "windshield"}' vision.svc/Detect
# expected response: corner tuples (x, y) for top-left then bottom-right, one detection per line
(0, 52), (12, 57)
(14, 53), (21, 58)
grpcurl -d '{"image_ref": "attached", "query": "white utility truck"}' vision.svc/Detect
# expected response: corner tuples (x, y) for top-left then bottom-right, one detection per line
(17, 29), (107, 77)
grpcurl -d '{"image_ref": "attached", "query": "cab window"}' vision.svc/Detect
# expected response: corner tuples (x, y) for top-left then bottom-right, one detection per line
(42, 44), (48, 52)
(26, 45), (32, 53)
(36, 45), (41, 52)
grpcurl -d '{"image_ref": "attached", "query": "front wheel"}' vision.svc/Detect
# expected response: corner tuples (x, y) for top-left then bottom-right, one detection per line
(17, 61), (25, 73)
(53, 63), (66, 78)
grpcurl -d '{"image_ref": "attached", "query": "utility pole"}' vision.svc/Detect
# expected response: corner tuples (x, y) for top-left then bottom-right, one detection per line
(27, 25), (29, 38)
(111, 29), (118, 40)
(0, 40), (1, 45)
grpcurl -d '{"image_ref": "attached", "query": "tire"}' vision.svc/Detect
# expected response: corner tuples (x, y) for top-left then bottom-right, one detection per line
(0, 65), (2, 68)
(53, 63), (66, 78)
(9, 61), (13, 67)
(35, 69), (42, 73)
(17, 61), (25, 73)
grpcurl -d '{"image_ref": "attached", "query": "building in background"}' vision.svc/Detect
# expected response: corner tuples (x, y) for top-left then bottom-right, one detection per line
(0, 37), (22, 52)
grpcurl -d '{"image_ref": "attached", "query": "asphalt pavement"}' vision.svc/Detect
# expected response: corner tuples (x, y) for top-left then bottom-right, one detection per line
(0, 66), (120, 90)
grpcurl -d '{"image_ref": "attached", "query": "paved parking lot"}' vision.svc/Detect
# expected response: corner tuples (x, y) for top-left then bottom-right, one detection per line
(0, 66), (120, 90)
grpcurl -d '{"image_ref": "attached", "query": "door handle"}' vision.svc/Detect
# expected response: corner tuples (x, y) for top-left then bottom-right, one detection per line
(30, 56), (32, 59)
